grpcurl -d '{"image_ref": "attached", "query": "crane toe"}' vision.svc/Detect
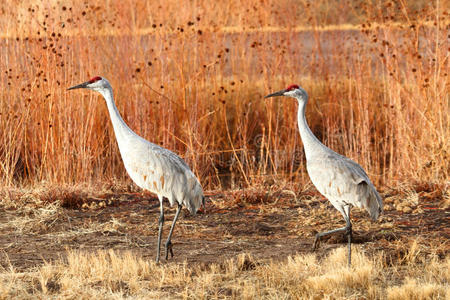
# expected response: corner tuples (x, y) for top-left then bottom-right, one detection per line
(312, 234), (321, 250)
(165, 240), (174, 260)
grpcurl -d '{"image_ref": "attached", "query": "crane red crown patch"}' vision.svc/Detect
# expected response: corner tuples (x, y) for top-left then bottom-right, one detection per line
(88, 76), (102, 83)
(286, 84), (299, 91)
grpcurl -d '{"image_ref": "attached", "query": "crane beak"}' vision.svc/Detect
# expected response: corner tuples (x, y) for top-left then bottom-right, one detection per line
(67, 81), (89, 90)
(264, 89), (287, 98)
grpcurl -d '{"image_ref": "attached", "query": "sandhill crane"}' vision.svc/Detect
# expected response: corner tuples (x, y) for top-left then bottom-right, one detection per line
(265, 85), (382, 267)
(68, 76), (204, 263)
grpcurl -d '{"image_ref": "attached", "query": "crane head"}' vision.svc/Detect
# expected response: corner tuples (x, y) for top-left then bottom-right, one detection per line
(67, 76), (110, 91)
(264, 84), (308, 101)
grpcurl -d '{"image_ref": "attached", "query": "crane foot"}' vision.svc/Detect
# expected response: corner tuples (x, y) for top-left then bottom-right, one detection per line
(165, 241), (174, 260)
(312, 234), (321, 250)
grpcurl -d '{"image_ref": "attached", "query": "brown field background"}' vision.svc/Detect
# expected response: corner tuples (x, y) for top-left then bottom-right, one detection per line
(0, 0), (447, 191)
(0, 1), (449, 299)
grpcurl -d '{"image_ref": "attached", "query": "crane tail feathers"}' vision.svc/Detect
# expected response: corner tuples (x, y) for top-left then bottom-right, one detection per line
(358, 181), (383, 220)
(367, 186), (383, 220)
(179, 176), (204, 215)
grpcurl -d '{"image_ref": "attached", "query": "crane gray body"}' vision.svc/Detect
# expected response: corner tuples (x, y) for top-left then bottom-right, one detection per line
(265, 85), (382, 266)
(68, 77), (204, 263)
(307, 153), (382, 221)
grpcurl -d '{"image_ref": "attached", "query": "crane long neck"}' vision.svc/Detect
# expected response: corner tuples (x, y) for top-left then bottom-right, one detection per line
(99, 87), (136, 142)
(296, 97), (327, 160)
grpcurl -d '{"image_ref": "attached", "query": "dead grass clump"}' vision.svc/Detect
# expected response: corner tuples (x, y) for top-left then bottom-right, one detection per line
(0, 202), (61, 234)
(0, 184), (129, 210)
(33, 249), (196, 298)
(384, 243), (449, 300)
(0, 184), (89, 208)
(307, 248), (375, 290)
(255, 248), (379, 299)
(387, 278), (447, 300)
(209, 185), (300, 211)
(58, 250), (153, 295)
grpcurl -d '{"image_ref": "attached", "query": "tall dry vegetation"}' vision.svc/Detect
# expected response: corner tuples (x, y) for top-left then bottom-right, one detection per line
(0, 0), (448, 190)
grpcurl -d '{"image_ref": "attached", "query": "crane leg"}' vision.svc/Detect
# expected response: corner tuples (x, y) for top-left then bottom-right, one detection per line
(313, 205), (353, 267)
(344, 207), (352, 268)
(165, 203), (182, 260)
(156, 198), (164, 263)
(346, 219), (352, 268)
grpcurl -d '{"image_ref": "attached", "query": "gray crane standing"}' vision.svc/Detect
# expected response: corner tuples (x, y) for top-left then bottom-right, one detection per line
(265, 85), (382, 267)
(68, 76), (204, 263)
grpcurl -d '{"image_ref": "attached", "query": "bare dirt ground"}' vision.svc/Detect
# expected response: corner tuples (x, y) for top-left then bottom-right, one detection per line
(0, 186), (448, 273)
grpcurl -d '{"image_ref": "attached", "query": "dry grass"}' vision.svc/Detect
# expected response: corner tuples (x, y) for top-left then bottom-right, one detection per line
(0, 185), (447, 299)
(0, 0), (448, 190)
(0, 246), (447, 299)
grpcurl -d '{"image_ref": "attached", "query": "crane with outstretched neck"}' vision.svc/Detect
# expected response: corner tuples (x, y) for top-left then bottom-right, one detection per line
(68, 76), (204, 263)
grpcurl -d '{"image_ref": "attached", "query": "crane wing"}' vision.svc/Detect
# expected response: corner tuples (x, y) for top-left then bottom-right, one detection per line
(306, 154), (382, 219)
(119, 137), (193, 190)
